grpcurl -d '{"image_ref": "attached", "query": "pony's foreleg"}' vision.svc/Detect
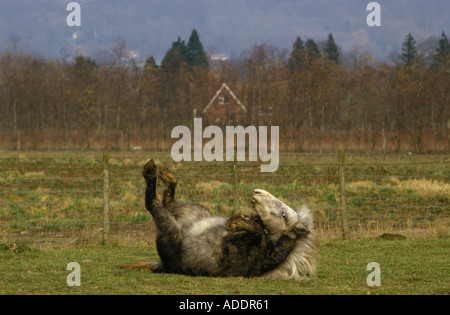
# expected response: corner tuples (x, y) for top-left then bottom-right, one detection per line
(159, 166), (177, 207)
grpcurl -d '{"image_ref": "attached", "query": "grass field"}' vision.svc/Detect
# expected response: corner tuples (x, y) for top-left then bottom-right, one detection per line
(0, 238), (448, 295)
(0, 151), (448, 295)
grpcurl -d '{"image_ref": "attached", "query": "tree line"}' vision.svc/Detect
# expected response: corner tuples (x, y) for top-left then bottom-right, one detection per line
(0, 29), (448, 153)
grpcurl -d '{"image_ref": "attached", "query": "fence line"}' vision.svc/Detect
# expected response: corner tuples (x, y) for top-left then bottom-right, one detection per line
(0, 152), (448, 247)
(102, 151), (110, 244)
(338, 150), (349, 239)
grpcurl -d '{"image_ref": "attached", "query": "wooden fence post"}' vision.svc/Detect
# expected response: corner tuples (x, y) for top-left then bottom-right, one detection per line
(338, 150), (350, 239)
(103, 151), (110, 244)
(231, 150), (240, 216)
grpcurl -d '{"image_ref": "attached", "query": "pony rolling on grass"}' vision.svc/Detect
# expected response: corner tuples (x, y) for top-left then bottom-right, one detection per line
(122, 159), (318, 279)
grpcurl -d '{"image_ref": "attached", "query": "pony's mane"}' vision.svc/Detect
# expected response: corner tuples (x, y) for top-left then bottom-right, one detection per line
(262, 206), (319, 280)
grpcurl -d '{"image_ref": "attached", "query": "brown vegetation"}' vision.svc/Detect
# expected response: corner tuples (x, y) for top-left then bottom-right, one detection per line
(0, 39), (448, 153)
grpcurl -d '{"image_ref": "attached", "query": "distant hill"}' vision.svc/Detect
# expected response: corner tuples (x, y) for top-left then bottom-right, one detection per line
(0, 0), (448, 62)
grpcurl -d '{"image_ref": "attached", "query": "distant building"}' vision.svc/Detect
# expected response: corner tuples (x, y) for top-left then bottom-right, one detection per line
(209, 53), (230, 61)
(209, 54), (231, 71)
(203, 83), (247, 124)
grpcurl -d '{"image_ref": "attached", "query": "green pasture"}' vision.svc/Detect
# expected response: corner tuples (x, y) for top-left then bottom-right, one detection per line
(0, 152), (448, 295)
(0, 238), (448, 295)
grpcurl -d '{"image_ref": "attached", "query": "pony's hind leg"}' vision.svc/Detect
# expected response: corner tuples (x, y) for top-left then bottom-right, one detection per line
(143, 159), (158, 214)
(142, 159), (184, 273)
(142, 159), (180, 234)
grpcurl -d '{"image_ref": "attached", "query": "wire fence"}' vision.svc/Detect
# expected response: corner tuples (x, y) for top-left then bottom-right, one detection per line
(0, 152), (449, 247)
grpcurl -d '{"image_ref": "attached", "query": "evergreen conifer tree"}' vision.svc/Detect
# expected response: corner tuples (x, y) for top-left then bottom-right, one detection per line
(288, 36), (305, 72)
(305, 38), (321, 60)
(186, 29), (209, 69)
(433, 31), (450, 67)
(161, 37), (188, 74)
(323, 33), (340, 63)
(400, 33), (418, 66)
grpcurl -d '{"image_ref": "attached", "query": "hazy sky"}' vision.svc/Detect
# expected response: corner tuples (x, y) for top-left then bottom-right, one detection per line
(0, 0), (448, 61)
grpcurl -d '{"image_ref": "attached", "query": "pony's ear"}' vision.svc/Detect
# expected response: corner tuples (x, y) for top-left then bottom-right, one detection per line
(297, 205), (314, 230)
(294, 222), (310, 237)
